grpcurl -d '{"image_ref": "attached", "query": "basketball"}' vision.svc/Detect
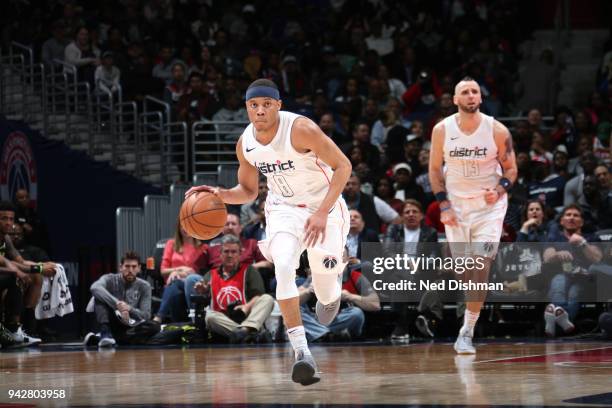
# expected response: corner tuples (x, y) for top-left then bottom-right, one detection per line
(179, 192), (227, 240)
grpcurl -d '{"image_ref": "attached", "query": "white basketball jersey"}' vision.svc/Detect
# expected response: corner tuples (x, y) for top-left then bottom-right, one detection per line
(443, 113), (501, 198)
(242, 111), (334, 211)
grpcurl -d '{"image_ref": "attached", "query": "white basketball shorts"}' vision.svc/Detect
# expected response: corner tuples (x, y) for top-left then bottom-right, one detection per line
(444, 193), (508, 258)
(258, 198), (350, 268)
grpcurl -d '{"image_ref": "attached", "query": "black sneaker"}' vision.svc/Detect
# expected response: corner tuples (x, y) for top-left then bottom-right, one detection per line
(83, 332), (100, 346)
(415, 315), (435, 338)
(390, 325), (410, 342)
(291, 350), (320, 386)
(98, 332), (116, 348)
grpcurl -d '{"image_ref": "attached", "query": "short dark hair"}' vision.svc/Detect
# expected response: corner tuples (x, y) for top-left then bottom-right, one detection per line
(459, 76), (476, 83)
(561, 204), (583, 218)
(121, 251), (141, 265)
(188, 72), (204, 82)
(0, 201), (16, 213)
(248, 78), (278, 90)
(522, 199), (546, 222)
(403, 199), (423, 213)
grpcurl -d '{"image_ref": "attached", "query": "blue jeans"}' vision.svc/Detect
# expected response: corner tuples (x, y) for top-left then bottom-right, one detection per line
(547, 273), (584, 320)
(184, 274), (204, 309)
(300, 305), (365, 342)
(157, 279), (188, 322)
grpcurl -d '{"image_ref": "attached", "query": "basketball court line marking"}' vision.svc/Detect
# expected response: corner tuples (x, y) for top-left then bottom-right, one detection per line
(474, 345), (612, 364)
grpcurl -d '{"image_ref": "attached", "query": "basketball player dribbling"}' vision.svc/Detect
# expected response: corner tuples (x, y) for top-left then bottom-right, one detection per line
(187, 79), (351, 385)
(429, 77), (517, 354)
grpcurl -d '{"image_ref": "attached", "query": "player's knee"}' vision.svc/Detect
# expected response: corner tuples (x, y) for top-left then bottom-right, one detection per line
(307, 247), (345, 276)
(273, 253), (299, 300)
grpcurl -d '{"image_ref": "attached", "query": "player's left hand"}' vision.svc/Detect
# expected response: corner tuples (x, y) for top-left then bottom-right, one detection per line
(484, 187), (504, 204)
(304, 211), (328, 247)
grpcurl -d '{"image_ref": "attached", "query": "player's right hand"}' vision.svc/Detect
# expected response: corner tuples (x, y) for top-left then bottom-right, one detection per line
(440, 207), (458, 227)
(185, 185), (220, 198)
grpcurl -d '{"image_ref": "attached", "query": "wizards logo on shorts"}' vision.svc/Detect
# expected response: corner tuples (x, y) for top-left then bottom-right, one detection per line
(255, 159), (296, 174)
(322, 255), (338, 270)
(0, 131), (37, 203)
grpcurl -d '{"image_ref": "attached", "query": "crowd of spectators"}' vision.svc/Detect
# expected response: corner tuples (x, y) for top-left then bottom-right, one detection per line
(2, 0), (612, 346)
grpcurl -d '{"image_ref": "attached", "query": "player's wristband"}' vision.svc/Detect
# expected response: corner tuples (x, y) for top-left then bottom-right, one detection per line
(440, 205), (451, 212)
(30, 264), (43, 274)
(434, 192), (448, 203)
(498, 177), (512, 192)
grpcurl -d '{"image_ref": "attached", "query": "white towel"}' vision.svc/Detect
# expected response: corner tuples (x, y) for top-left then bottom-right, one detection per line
(35, 264), (75, 319)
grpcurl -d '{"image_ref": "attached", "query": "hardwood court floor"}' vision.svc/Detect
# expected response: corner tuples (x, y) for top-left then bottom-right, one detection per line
(1, 340), (611, 407)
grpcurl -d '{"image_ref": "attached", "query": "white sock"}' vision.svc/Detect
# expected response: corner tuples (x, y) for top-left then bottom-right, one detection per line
(287, 326), (310, 357)
(555, 306), (575, 333)
(544, 304), (556, 336)
(460, 310), (480, 337)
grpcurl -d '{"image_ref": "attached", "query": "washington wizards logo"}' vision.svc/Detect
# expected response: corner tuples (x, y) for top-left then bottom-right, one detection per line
(216, 286), (243, 311)
(0, 131), (37, 203)
(322, 255), (338, 270)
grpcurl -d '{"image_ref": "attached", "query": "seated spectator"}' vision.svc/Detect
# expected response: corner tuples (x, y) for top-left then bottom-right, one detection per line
(340, 122), (381, 174)
(212, 90), (249, 140)
(177, 72), (217, 125)
(122, 42), (156, 100)
(64, 26), (100, 84)
(385, 125), (410, 164)
(529, 131), (553, 163)
(415, 148), (434, 207)
(13, 189), (47, 250)
(0, 202), (58, 348)
(553, 147), (570, 180)
(151, 45), (175, 84)
(94, 51), (121, 96)
(374, 176), (404, 217)
(377, 65), (406, 102)
(384, 199), (438, 340)
(153, 222), (208, 323)
(392, 163), (426, 204)
(578, 175), (611, 231)
(319, 112), (348, 146)
(9, 223), (49, 263)
(517, 200), (549, 242)
(192, 235), (274, 343)
(384, 199), (438, 248)
(242, 200), (266, 241)
(403, 133), (424, 175)
(371, 99), (411, 149)
(334, 77), (364, 122)
(543, 205), (602, 337)
(346, 209), (380, 262)
(594, 164), (611, 195)
(42, 21), (68, 64)
(240, 178), (268, 226)
(343, 173), (400, 233)
(527, 156), (565, 210)
(88, 251), (152, 347)
(299, 248), (380, 342)
(564, 152), (599, 206)
(205, 213), (271, 271)
(401, 70), (442, 122)
(163, 62), (187, 110)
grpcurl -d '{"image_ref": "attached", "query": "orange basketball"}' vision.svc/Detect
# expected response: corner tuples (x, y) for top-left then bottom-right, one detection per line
(179, 192), (227, 240)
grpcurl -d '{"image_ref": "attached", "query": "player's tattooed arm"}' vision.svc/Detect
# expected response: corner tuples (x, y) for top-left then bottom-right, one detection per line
(428, 122), (447, 195)
(494, 121), (518, 184)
